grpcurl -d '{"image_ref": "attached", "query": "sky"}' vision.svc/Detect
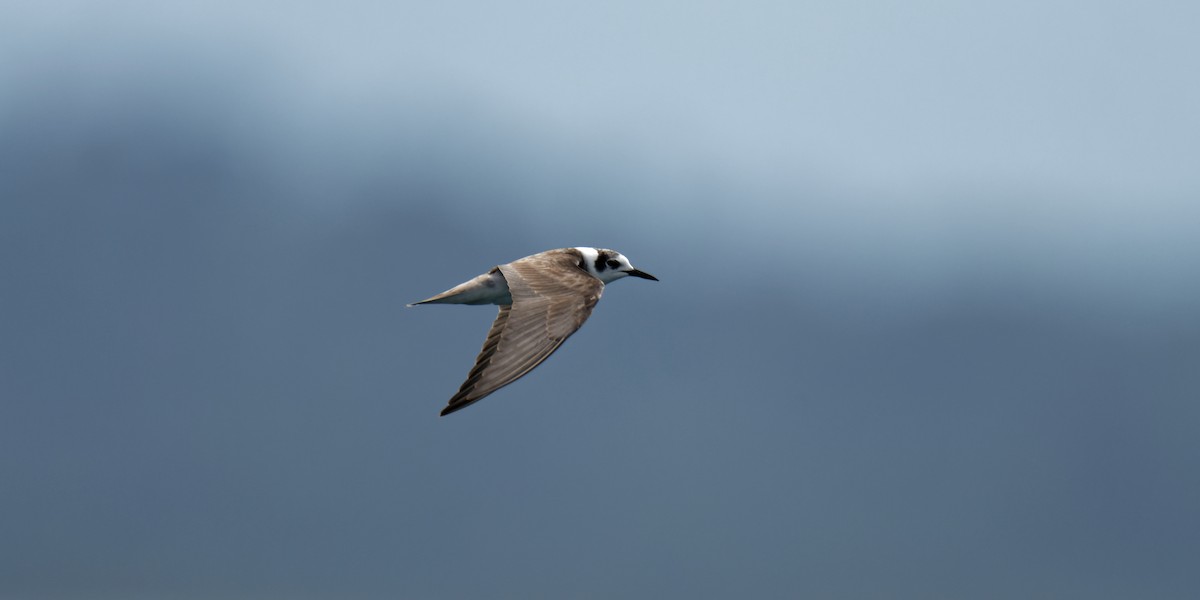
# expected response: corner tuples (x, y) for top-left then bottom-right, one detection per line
(3, 2), (1199, 599)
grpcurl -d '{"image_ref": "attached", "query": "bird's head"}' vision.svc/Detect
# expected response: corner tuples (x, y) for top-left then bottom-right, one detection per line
(579, 247), (658, 284)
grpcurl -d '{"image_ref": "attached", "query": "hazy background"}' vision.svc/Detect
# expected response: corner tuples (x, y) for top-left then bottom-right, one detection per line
(3, 1), (1199, 598)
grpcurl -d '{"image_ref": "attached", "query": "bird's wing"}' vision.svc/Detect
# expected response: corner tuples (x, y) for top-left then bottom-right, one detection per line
(440, 250), (603, 416)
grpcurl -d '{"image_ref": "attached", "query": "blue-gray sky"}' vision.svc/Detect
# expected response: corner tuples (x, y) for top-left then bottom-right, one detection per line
(3, 2), (1199, 599)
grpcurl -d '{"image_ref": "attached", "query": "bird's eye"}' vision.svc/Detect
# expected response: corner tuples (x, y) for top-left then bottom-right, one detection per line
(606, 259), (620, 268)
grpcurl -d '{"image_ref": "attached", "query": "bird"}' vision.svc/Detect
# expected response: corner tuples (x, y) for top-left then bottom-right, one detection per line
(408, 247), (658, 416)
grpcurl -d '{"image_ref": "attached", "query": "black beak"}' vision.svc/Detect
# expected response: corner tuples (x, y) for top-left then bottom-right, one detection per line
(626, 269), (658, 281)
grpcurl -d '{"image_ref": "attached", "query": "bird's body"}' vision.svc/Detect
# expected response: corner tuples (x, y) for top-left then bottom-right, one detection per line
(408, 247), (657, 416)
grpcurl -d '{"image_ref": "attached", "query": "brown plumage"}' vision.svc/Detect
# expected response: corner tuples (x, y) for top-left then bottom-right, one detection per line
(440, 250), (603, 415)
(409, 247), (656, 416)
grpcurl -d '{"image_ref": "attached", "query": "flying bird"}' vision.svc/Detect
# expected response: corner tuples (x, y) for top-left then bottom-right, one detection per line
(408, 247), (658, 416)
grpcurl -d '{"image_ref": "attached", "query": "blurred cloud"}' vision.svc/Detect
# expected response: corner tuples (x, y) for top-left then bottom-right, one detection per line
(3, 2), (1199, 599)
(8, 0), (1199, 192)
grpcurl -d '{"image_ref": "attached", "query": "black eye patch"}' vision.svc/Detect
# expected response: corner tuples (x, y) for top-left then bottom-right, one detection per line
(606, 259), (621, 268)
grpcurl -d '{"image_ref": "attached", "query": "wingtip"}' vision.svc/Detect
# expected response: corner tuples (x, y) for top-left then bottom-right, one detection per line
(440, 395), (477, 416)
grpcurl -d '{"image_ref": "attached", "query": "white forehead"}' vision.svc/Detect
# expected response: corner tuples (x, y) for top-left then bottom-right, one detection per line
(575, 247), (631, 263)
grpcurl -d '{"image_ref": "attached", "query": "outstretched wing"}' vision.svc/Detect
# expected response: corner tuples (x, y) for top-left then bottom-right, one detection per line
(440, 250), (604, 416)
